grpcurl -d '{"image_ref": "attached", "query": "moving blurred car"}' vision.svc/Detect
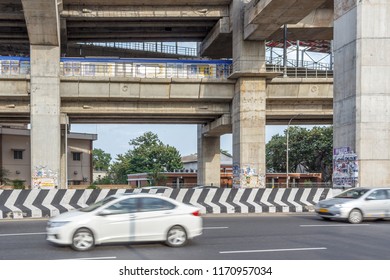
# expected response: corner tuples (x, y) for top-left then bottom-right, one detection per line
(46, 194), (202, 251)
(315, 187), (390, 223)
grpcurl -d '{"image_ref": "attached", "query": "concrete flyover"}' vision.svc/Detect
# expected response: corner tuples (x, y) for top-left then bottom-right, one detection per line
(0, 73), (333, 126)
(0, 0), (388, 188)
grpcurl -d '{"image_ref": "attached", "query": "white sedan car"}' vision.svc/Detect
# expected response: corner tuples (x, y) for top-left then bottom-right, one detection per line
(46, 193), (202, 251)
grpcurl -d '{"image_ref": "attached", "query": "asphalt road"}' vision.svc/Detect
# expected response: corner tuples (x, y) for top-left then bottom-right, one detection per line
(0, 213), (389, 260)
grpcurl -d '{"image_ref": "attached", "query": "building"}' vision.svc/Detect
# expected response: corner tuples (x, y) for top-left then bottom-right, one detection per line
(0, 126), (96, 188)
(127, 153), (322, 188)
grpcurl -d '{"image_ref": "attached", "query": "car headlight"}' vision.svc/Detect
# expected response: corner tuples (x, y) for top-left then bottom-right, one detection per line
(47, 221), (70, 228)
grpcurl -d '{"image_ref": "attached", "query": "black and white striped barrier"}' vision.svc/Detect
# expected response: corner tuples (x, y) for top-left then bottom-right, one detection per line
(0, 188), (341, 219)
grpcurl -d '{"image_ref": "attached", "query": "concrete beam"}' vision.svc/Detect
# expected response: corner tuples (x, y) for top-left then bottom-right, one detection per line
(21, 0), (60, 45)
(200, 17), (232, 58)
(244, 0), (328, 40)
(267, 7), (333, 41)
(61, 5), (228, 19)
(202, 114), (232, 137)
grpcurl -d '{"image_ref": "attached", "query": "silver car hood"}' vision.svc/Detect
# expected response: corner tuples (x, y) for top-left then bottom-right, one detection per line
(317, 197), (356, 206)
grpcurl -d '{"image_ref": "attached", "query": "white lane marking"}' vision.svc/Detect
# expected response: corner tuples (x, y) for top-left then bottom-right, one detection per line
(0, 232), (46, 237)
(203, 226), (229, 230)
(60, 256), (117, 260)
(220, 247), (327, 254)
(300, 224), (370, 227)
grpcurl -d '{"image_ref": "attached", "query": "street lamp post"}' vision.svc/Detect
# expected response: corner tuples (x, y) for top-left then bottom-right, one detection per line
(286, 114), (301, 188)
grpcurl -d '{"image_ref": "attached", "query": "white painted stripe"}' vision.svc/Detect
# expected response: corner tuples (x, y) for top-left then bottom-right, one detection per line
(219, 189), (235, 213)
(60, 256), (117, 260)
(4, 190), (24, 218)
(59, 189), (76, 211)
(0, 232), (46, 237)
(286, 188), (303, 212)
(174, 189), (187, 203)
(312, 188), (324, 204)
(203, 227), (229, 230)
(300, 188), (312, 209)
(42, 190), (60, 217)
(95, 189), (110, 202)
(78, 189), (93, 208)
(23, 190), (42, 218)
(189, 189), (207, 214)
(300, 224), (370, 227)
(203, 188), (221, 214)
(260, 188), (276, 213)
(246, 189), (262, 213)
(232, 189), (248, 213)
(220, 247), (327, 254)
(273, 189), (289, 212)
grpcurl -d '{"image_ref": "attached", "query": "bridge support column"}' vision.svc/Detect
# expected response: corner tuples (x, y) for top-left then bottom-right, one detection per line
(197, 125), (220, 187)
(231, 0), (266, 188)
(30, 45), (63, 189)
(334, 1), (390, 187)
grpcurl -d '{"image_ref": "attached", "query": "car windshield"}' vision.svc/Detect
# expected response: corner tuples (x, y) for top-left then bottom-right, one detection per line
(335, 188), (370, 199)
(79, 196), (117, 212)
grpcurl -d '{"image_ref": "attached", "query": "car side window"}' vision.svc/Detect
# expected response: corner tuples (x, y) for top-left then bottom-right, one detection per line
(106, 198), (138, 214)
(139, 197), (176, 212)
(370, 190), (388, 200)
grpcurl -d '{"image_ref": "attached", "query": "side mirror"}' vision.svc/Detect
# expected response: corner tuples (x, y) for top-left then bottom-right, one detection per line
(365, 196), (376, 201)
(97, 209), (113, 216)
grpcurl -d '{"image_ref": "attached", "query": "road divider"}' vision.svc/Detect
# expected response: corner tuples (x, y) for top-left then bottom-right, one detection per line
(0, 188), (340, 219)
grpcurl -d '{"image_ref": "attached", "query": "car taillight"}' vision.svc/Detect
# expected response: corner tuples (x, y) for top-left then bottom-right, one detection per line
(192, 210), (201, 216)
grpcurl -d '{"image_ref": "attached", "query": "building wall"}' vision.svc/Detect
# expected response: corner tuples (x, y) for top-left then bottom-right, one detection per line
(0, 128), (95, 188)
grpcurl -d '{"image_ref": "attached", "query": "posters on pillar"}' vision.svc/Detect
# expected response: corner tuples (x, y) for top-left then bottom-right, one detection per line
(32, 165), (59, 189)
(233, 163), (265, 188)
(333, 147), (359, 189)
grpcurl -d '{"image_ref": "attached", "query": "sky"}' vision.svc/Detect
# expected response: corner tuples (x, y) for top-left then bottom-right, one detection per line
(70, 124), (289, 161)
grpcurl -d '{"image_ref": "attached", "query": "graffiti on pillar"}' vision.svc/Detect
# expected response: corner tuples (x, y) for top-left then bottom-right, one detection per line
(32, 165), (58, 189)
(233, 163), (265, 188)
(333, 147), (359, 189)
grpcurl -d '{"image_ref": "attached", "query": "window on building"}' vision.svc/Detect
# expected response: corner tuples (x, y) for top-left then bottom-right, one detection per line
(13, 150), (23, 160)
(72, 152), (81, 161)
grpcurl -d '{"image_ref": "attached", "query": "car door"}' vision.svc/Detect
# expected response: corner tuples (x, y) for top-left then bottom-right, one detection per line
(362, 190), (389, 218)
(134, 197), (177, 241)
(94, 197), (139, 243)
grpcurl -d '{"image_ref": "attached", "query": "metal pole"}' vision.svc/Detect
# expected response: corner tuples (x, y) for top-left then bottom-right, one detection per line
(296, 40), (300, 67)
(283, 24), (288, 77)
(286, 113), (301, 188)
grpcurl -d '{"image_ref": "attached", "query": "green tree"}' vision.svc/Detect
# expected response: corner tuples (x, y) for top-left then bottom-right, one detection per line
(266, 126), (333, 182)
(110, 132), (183, 184)
(92, 148), (112, 171)
(0, 168), (10, 185)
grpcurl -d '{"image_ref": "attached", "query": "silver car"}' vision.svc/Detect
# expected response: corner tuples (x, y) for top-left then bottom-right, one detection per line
(315, 187), (390, 223)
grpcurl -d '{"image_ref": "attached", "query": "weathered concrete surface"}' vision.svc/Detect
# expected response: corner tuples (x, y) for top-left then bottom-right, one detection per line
(197, 125), (221, 187)
(30, 45), (62, 188)
(334, 0), (390, 187)
(21, 0), (59, 45)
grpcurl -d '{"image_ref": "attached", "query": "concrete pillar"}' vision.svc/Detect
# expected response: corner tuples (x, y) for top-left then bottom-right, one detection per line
(60, 114), (68, 189)
(30, 45), (62, 189)
(231, 0), (266, 188)
(334, 1), (390, 187)
(197, 124), (220, 187)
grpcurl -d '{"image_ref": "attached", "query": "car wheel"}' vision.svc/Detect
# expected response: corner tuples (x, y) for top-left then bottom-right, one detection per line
(348, 209), (363, 224)
(166, 225), (187, 247)
(71, 228), (95, 251)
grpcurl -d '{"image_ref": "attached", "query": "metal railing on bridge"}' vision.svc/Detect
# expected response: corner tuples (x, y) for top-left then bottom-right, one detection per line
(0, 56), (332, 79)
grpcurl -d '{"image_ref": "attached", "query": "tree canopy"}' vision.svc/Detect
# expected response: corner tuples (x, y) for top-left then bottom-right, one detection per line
(110, 132), (183, 184)
(266, 126), (333, 182)
(92, 148), (112, 171)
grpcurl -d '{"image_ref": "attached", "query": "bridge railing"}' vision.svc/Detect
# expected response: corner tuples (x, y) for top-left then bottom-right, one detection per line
(0, 56), (332, 79)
